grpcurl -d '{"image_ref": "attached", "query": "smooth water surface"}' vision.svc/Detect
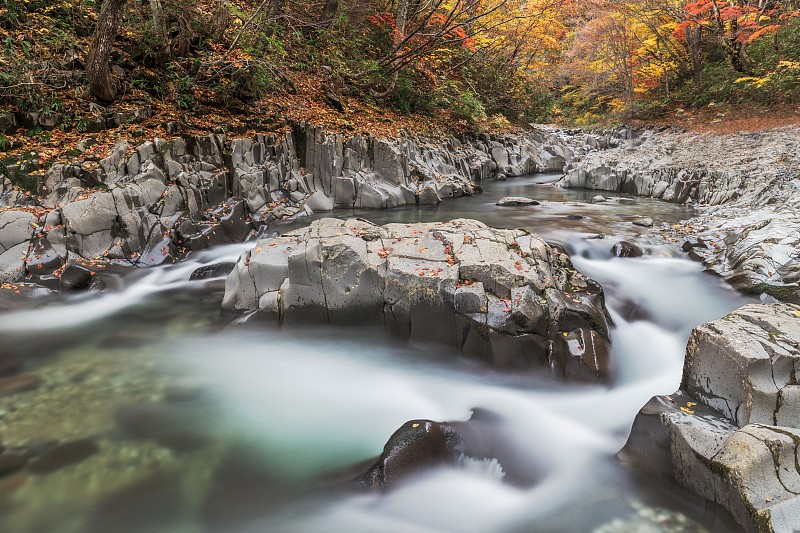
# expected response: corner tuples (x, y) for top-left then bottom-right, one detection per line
(0, 176), (754, 533)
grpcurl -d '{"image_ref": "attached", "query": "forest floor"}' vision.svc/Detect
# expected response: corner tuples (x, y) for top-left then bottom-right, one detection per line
(3, 71), (798, 176)
(631, 103), (800, 134)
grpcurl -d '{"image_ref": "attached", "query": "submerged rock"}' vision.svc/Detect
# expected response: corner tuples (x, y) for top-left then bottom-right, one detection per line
(621, 303), (800, 533)
(496, 196), (539, 207)
(27, 438), (100, 474)
(223, 218), (612, 382)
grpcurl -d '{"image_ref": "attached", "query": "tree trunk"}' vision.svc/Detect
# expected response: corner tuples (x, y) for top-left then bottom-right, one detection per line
(686, 26), (703, 84)
(396, 0), (410, 35)
(319, 0), (339, 27)
(149, 0), (169, 56)
(86, 0), (128, 102)
(374, 0), (409, 97)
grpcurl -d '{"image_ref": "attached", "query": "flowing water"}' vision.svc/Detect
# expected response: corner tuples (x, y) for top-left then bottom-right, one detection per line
(0, 176), (755, 533)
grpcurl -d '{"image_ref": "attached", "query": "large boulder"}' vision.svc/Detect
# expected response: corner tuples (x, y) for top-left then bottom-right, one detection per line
(223, 218), (612, 382)
(621, 303), (800, 533)
(351, 410), (539, 491)
(0, 209), (37, 282)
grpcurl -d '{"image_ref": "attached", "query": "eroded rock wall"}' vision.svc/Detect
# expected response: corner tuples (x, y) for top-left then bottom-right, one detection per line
(621, 303), (800, 533)
(0, 125), (602, 289)
(559, 127), (800, 301)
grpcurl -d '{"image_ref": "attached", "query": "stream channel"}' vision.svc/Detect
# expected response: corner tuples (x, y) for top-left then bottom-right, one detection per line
(0, 174), (756, 532)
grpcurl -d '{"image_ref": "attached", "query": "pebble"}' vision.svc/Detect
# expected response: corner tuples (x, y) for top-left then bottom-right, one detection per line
(0, 374), (42, 397)
(27, 438), (100, 474)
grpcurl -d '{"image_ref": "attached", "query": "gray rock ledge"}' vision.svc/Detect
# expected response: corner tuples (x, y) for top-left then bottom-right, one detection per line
(621, 303), (800, 533)
(222, 218), (613, 382)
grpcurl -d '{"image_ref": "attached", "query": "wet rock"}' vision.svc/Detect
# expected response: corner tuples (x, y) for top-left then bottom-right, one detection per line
(224, 218), (612, 382)
(26, 438), (99, 474)
(622, 303), (800, 533)
(115, 403), (209, 453)
(564, 214), (584, 220)
(496, 196), (539, 206)
(189, 262), (235, 281)
(59, 262), (94, 291)
(590, 195), (607, 203)
(495, 173), (507, 181)
(0, 374), (42, 396)
(611, 240), (643, 258)
(0, 352), (22, 377)
(352, 410), (539, 491)
(353, 419), (464, 490)
(632, 216), (653, 227)
(0, 453), (27, 476)
(0, 282), (57, 312)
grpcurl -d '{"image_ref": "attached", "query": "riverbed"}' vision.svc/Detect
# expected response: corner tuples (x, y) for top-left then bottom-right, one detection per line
(0, 175), (754, 532)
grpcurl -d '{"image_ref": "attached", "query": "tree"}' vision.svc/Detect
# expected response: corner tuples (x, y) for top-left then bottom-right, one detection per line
(86, 0), (128, 101)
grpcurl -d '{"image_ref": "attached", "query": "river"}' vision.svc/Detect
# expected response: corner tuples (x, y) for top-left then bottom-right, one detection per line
(0, 175), (754, 532)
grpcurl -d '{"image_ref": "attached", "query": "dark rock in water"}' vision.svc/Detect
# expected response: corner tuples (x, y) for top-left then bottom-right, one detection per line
(0, 453), (28, 476)
(27, 438), (99, 474)
(353, 419), (465, 490)
(59, 263), (93, 291)
(190, 262), (235, 281)
(496, 196), (538, 206)
(115, 403), (209, 453)
(0, 283), (56, 312)
(0, 352), (22, 377)
(565, 214), (584, 220)
(495, 173), (507, 181)
(0, 374), (42, 396)
(551, 327), (611, 383)
(632, 216), (653, 227)
(611, 240), (643, 258)
(352, 410), (541, 491)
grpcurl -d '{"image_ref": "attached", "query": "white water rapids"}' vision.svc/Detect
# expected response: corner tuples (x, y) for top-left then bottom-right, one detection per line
(0, 176), (753, 533)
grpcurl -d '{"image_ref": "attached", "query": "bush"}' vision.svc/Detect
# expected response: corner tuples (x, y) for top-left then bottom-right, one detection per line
(452, 90), (487, 124)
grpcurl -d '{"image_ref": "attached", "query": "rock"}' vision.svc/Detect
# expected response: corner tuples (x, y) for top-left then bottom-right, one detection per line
(632, 217), (653, 227)
(611, 241), (643, 258)
(27, 438), (100, 474)
(0, 352), (22, 377)
(496, 196), (539, 207)
(622, 303), (800, 533)
(223, 218), (612, 382)
(495, 173), (507, 181)
(0, 283), (56, 312)
(352, 410), (539, 491)
(0, 453), (28, 476)
(557, 127), (800, 297)
(352, 419), (464, 490)
(590, 195), (606, 203)
(0, 374), (42, 396)
(59, 262), (94, 291)
(189, 262), (235, 281)
(115, 403), (209, 453)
